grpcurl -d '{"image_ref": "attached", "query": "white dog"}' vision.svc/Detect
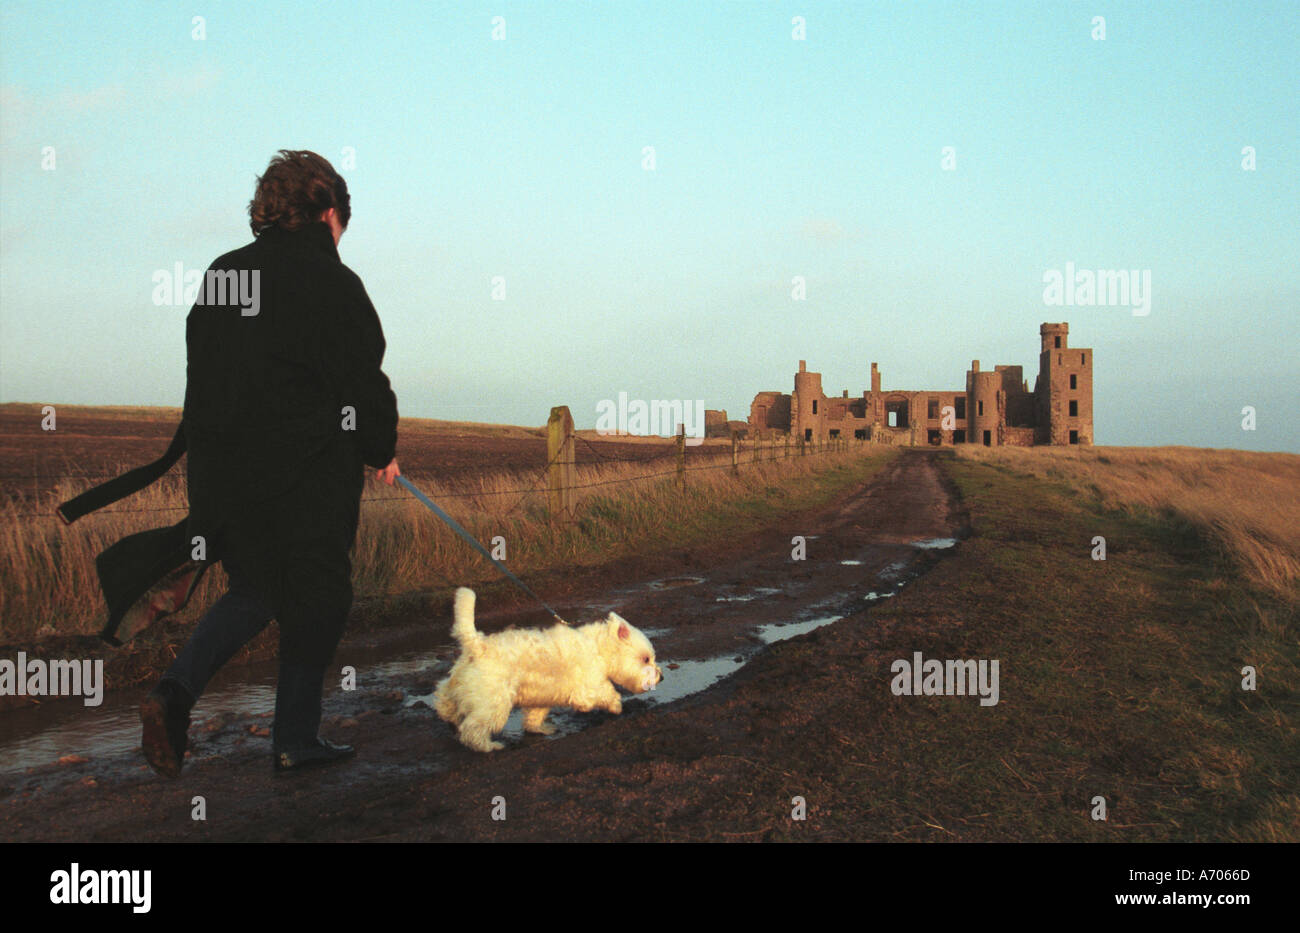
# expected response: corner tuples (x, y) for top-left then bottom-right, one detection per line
(434, 588), (663, 752)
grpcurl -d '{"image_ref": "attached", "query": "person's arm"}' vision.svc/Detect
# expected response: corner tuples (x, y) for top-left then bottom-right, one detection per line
(319, 268), (399, 472)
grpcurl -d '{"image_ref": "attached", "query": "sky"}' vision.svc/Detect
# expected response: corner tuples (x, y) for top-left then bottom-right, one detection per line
(2, 0), (1297, 451)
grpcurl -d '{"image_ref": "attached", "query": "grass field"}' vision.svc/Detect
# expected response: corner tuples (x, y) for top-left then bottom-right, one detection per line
(827, 448), (1299, 841)
(0, 406), (887, 642)
(955, 444), (1300, 597)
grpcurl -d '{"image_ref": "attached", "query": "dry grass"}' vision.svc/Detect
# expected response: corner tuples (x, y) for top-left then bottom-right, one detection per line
(955, 445), (1300, 597)
(0, 441), (886, 642)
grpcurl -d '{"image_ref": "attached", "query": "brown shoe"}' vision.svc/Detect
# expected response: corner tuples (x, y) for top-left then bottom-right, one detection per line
(140, 681), (192, 778)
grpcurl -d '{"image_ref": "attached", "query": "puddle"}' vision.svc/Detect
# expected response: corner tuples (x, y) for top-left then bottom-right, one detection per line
(641, 656), (750, 706)
(879, 560), (910, 581)
(0, 639), (452, 780)
(648, 576), (706, 590)
(1, 531), (961, 775)
(755, 615), (841, 644)
(715, 587), (780, 603)
(404, 690), (592, 742)
(912, 537), (958, 550)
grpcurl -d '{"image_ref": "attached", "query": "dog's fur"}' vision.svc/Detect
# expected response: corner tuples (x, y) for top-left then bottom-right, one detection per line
(434, 588), (663, 752)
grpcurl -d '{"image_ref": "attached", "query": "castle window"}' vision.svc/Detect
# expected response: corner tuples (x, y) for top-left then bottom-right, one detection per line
(1069, 430), (1079, 445)
(955, 397), (966, 419)
(1070, 374), (1077, 390)
(812, 400), (818, 414)
(978, 400), (984, 416)
(1069, 400), (1078, 416)
(1054, 336), (1061, 348)
(927, 398), (939, 419)
(1081, 353), (1086, 365)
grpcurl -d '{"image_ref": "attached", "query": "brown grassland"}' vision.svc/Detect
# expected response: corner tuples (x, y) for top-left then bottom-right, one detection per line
(955, 444), (1300, 597)
(0, 403), (872, 643)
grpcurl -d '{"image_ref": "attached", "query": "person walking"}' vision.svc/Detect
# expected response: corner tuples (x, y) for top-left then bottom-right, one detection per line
(139, 149), (400, 776)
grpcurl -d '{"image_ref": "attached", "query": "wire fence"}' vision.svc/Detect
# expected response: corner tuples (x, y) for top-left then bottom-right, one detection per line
(3, 421), (861, 522)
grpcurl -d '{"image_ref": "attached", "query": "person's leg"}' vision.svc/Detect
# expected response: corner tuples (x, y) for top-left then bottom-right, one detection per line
(271, 539), (354, 767)
(160, 553), (275, 704)
(142, 552), (274, 778)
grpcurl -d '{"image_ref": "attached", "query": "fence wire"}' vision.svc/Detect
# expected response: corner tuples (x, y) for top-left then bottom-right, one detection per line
(3, 434), (856, 520)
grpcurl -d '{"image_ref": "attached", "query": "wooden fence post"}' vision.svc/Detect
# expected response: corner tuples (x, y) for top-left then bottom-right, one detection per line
(731, 430), (740, 477)
(676, 424), (686, 492)
(547, 406), (575, 521)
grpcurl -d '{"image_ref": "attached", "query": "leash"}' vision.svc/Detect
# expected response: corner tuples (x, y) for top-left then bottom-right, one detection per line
(395, 474), (569, 626)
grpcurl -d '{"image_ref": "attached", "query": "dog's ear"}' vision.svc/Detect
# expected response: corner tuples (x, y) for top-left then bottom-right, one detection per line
(607, 614), (631, 640)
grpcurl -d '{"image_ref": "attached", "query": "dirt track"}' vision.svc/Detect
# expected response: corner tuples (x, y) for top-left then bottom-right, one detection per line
(0, 449), (964, 842)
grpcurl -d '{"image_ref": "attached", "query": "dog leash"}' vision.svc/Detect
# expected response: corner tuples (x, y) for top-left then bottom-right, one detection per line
(395, 474), (569, 626)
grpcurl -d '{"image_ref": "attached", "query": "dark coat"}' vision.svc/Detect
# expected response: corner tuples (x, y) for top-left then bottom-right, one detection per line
(61, 222), (398, 659)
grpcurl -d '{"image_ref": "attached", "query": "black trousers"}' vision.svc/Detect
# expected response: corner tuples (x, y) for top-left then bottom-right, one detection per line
(166, 457), (361, 750)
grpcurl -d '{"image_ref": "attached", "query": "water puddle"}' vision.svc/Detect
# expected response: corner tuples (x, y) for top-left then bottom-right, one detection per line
(0, 637), (452, 781)
(641, 656), (749, 705)
(755, 615), (841, 644)
(1, 531), (961, 773)
(648, 576), (706, 590)
(879, 560), (910, 581)
(715, 587), (780, 603)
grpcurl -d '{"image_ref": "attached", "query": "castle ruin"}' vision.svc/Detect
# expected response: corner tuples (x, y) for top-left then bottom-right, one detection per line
(747, 322), (1093, 447)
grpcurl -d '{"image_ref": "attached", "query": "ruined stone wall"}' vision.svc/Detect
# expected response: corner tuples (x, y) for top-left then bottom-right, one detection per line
(744, 321), (1092, 449)
(748, 391), (790, 433)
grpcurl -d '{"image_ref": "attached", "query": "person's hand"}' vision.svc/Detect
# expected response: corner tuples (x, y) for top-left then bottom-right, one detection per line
(376, 458), (401, 485)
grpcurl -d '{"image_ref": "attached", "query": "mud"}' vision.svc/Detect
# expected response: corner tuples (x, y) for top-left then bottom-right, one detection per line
(0, 449), (966, 842)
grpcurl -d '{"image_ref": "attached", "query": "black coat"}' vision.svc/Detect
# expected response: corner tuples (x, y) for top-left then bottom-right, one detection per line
(61, 222), (398, 659)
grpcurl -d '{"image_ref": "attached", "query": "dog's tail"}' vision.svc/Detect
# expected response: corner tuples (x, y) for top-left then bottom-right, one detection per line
(451, 587), (484, 657)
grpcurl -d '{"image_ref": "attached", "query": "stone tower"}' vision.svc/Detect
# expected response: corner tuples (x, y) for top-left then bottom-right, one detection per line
(1037, 322), (1093, 444)
(792, 359), (824, 441)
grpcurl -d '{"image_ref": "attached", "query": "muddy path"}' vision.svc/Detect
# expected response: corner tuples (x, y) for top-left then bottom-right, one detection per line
(0, 449), (964, 842)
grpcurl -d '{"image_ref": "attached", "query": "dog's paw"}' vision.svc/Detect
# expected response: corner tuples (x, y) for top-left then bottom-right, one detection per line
(526, 722), (557, 736)
(607, 697), (623, 715)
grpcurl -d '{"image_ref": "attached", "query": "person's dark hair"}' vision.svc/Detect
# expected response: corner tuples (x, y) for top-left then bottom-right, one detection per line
(248, 150), (351, 236)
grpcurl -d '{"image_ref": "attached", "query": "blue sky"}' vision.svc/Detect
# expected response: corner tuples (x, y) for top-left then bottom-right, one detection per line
(2, 0), (1296, 450)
